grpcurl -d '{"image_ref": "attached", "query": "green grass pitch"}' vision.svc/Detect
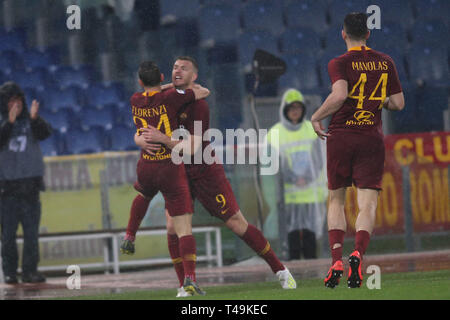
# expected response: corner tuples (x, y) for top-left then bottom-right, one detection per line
(63, 269), (450, 300)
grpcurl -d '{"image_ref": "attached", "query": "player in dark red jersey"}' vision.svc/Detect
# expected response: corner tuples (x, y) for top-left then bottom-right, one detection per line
(123, 56), (296, 297)
(128, 61), (210, 295)
(311, 13), (405, 288)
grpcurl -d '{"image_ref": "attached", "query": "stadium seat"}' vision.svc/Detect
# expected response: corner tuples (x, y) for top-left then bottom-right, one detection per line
(279, 27), (322, 55)
(40, 109), (72, 133)
(410, 19), (448, 46)
(324, 23), (347, 53)
(207, 42), (239, 65)
(116, 107), (134, 129)
(64, 127), (106, 154)
(391, 87), (418, 133)
(12, 68), (50, 91)
(317, 51), (343, 89)
(85, 82), (126, 109)
(279, 54), (320, 92)
(392, 85), (446, 133)
(52, 65), (96, 89)
(39, 133), (60, 157)
(407, 44), (449, 86)
(375, 0), (415, 29)
(242, 0), (285, 35)
(0, 29), (26, 53)
(21, 49), (58, 70)
(414, 0), (450, 24)
(368, 22), (408, 52)
(414, 85), (447, 131)
(78, 106), (116, 131)
(382, 48), (408, 83)
(22, 87), (42, 105)
(198, 4), (240, 48)
(44, 86), (81, 113)
(201, 0), (243, 8)
(109, 125), (139, 151)
(238, 30), (280, 72)
(328, 0), (370, 26)
(284, 0), (329, 34)
(0, 50), (24, 74)
(160, 0), (201, 25)
(213, 64), (243, 105)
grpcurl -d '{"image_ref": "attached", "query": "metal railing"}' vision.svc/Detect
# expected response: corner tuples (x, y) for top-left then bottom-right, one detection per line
(0, 226), (222, 283)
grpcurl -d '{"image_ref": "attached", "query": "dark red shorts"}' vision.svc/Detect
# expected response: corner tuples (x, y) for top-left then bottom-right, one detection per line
(326, 132), (385, 190)
(186, 163), (240, 222)
(134, 159), (193, 217)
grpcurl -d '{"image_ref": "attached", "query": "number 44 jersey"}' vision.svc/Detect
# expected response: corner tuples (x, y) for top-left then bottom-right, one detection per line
(327, 45), (403, 138)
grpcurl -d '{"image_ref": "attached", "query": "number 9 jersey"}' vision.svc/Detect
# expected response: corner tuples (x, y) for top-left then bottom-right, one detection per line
(327, 46), (402, 138)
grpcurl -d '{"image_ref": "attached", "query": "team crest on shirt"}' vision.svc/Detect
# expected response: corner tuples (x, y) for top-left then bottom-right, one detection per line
(179, 112), (187, 120)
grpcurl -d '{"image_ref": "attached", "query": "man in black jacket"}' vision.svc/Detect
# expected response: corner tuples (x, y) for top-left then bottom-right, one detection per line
(0, 82), (52, 284)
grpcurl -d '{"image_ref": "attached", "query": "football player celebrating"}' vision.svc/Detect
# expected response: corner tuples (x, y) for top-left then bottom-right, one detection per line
(122, 56), (296, 297)
(311, 13), (404, 288)
(128, 61), (210, 295)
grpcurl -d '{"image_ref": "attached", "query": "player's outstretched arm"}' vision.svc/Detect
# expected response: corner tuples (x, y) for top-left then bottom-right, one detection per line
(191, 84), (210, 100)
(383, 92), (405, 111)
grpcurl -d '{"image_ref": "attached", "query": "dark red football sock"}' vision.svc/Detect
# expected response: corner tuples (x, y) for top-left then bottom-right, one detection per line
(355, 230), (370, 258)
(241, 224), (284, 273)
(167, 233), (185, 287)
(329, 229), (345, 264)
(179, 235), (197, 282)
(125, 195), (150, 241)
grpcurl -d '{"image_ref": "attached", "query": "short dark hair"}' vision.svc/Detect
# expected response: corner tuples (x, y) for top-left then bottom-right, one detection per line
(343, 12), (369, 40)
(175, 56), (199, 73)
(138, 61), (161, 87)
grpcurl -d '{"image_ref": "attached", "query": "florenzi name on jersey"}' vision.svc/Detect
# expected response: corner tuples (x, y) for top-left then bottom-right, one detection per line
(131, 104), (167, 118)
(351, 60), (389, 72)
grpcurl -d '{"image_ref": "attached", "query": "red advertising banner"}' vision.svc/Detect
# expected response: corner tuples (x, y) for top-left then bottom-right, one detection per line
(344, 131), (450, 235)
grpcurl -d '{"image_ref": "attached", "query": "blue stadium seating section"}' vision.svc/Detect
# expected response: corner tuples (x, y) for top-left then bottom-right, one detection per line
(279, 54), (320, 92)
(160, 0), (202, 25)
(238, 30), (280, 70)
(374, 0), (415, 29)
(280, 27), (322, 55)
(284, 0), (328, 34)
(109, 125), (139, 151)
(368, 22), (409, 51)
(198, 4), (240, 47)
(0, 0), (444, 157)
(407, 44), (449, 86)
(64, 127), (107, 155)
(242, 0), (285, 35)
